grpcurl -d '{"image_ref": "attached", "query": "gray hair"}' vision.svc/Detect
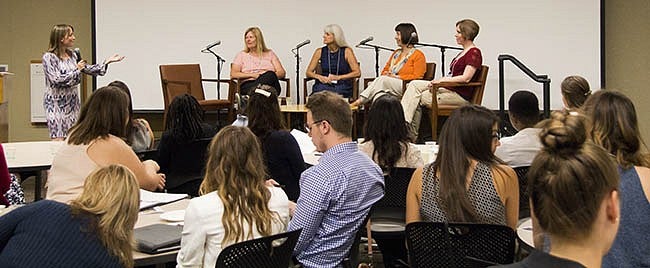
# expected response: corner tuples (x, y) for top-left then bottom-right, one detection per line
(324, 24), (349, 48)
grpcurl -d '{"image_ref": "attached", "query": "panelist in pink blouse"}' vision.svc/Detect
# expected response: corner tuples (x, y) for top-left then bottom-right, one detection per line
(230, 27), (286, 96)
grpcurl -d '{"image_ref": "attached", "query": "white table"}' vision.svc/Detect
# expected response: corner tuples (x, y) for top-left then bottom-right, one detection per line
(134, 198), (190, 267)
(2, 141), (64, 200)
(302, 143), (438, 166)
(517, 217), (534, 250)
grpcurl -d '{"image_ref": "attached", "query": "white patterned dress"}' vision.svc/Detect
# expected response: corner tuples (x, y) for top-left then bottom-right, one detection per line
(42, 51), (107, 138)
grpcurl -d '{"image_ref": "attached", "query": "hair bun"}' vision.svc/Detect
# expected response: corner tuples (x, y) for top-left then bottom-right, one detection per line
(539, 111), (587, 155)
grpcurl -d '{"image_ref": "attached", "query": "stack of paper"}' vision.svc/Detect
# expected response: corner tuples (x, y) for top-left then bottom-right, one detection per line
(290, 129), (316, 154)
(139, 189), (188, 210)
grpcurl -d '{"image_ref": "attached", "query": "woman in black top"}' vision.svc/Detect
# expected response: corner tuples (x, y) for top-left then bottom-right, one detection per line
(157, 94), (217, 196)
(246, 85), (305, 201)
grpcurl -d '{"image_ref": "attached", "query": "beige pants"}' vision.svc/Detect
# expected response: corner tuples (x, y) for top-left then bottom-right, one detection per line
(401, 80), (468, 137)
(358, 75), (404, 104)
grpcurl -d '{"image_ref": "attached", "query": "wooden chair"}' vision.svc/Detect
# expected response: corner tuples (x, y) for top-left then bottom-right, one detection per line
(427, 65), (489, 140)
(159, 64), (234, 126)
(362, 62), (436, 99)
(303, 61), (360, 104)
(229, 64), (291, 104)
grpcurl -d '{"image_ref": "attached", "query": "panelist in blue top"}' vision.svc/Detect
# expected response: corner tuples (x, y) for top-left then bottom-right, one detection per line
(306, 24), (361, 99)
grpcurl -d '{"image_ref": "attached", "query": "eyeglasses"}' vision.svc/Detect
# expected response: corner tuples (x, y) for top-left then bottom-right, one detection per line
(304, 120), (325, 132)
(492, 132), (502, 140)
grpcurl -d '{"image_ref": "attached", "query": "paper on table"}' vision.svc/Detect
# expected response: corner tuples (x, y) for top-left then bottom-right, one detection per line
(290, 129), (316, 154)
(139, 189), (188, 210)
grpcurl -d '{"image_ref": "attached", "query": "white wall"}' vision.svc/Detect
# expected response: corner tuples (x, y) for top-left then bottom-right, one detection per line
(95, 0), (600, 110)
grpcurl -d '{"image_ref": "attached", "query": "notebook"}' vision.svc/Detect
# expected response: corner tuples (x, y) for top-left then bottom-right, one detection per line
(139, 189), (188, 210)
(134, 224), (183, 254)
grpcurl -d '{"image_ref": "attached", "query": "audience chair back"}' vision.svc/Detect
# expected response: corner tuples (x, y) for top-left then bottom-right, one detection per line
(303, 61), (360, 104)
(372, 167), (416, 222)
(159, 64), (235, 125)
(214, 229), (302, 268)
(405, 222), (516, 268)
(513, 166), (530, 219)
(428, 65), (489, 140)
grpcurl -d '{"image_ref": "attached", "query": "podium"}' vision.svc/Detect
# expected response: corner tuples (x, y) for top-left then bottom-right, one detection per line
(0, 72), (13, 142)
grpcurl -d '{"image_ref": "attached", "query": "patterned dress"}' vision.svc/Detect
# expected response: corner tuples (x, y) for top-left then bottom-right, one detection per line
(42, 51), (107, 138)
(420, 162), (507, 225)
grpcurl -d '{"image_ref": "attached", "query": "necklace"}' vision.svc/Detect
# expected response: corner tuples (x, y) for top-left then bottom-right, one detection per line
(327, 47), (341, 76)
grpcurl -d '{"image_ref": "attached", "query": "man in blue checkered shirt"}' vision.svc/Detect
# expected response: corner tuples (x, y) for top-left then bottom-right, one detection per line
(288, 91), (384, 268)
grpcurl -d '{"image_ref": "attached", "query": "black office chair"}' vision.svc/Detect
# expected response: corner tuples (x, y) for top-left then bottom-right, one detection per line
(513, 166), (531, 219)
(215, 229), (302, 268)
(405, 222), (516, 268)
(368, 168), (416, 266)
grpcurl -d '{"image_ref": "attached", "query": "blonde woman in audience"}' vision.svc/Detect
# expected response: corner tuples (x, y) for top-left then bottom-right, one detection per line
(176, 126), (290, 267)
(560, 75), (591, 110)
(582, 91), (650, 268)
(498, 110), (620, 268)
(0, 165), (140, 268)
(406, 105), (519, 229)
(46, 86), (165, 203)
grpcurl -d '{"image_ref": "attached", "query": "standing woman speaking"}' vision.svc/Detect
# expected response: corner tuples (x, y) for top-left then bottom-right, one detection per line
(42, 24), (124, 140)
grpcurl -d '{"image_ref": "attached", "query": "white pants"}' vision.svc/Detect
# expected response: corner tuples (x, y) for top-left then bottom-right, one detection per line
(401, 80), (467, 137)
(358, 75), (404, 104)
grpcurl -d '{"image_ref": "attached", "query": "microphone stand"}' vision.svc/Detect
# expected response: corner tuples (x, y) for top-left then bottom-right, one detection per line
(415, 42), (462, 77)
(358, 43), (394, 77)
(202, 48), (226, 99)
(291, 47), (302, 104)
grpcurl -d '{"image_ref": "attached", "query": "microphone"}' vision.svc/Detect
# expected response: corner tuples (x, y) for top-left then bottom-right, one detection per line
(406, 32), (417, 45)
(294, 39), (311, 49)
(355, 36), (374, 47)
(204, 40), (221, 50)
(74, 48), (82, 63)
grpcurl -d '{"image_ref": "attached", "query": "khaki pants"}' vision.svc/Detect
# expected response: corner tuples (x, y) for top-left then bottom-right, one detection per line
(401, 80), (467, 138)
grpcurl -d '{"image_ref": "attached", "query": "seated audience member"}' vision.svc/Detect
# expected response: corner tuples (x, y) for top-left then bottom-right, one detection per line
(494, 90), (542, 167)
(157, 94), (218, 197)
(305, 24), (361, 98)
(406, 105), (519, 229)
(176, 126), (290, 267)
(360, 95), (424, 172)
(350, 23), (426, 108)
(560, 75), (591, 110)
(246, 85), (305, 201)
(582, 91), (650, 268)
(0, 165), (140, 268)
(46, 86), (165, 203)
(108, 80), (154, 152)
(230, 26), (286, 96)
(401, 19), (482, 137)
(360, 94), (423, 268)
(497, 110), (620, 268)
(288, 91), (384, 267)
(0, 145), (10, 206)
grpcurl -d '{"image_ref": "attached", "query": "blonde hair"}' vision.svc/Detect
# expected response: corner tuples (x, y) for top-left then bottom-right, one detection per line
(199, 126), (280, 245)
(70, 165), (140, 267)
(243, 27), (269, 56)
(47, 24), (73, 58)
